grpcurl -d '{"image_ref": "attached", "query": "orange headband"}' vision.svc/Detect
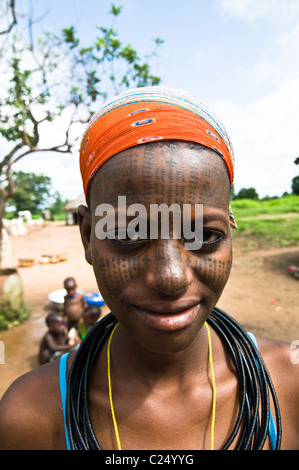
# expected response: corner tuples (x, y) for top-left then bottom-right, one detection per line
(80, 87), (235, 198)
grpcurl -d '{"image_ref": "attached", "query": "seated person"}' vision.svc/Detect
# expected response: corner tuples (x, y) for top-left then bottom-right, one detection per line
(77, 305), (102, 340)
(38, 312), (78, 365)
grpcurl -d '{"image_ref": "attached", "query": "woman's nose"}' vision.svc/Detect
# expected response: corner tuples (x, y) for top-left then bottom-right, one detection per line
(144, 240), (193, 295)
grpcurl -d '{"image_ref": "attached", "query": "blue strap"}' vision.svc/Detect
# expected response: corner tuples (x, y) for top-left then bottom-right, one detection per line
(59, 353), (71, 450)
(59, 336), (277, 450)
(247, 332), (278, 450)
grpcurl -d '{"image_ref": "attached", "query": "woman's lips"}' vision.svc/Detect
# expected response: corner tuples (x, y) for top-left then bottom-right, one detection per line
(133, 302), (200, 331)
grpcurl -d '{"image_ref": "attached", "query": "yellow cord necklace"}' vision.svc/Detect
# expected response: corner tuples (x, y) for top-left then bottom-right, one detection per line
(107, 321), (216, 450)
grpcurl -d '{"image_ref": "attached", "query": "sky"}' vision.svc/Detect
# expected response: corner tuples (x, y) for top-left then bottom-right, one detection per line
(10, 0), (299, 201)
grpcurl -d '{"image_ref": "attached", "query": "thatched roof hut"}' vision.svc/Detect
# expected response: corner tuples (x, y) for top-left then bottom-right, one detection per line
(64, 194), (86, 225)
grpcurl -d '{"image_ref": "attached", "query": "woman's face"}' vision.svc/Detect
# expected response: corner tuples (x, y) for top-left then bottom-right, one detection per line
(79, 141), (232, 354)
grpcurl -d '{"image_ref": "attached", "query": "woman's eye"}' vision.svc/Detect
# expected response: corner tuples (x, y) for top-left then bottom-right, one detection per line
(202, 229), (223, 245)
(107, 228), (147, 246)
(115, 229), (141, 242)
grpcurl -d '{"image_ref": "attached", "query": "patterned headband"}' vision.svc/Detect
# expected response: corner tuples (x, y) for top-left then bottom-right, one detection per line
(79, 86), (237, 229)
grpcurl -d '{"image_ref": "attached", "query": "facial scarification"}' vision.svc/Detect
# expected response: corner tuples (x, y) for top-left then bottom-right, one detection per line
(85, 142), (232, 341)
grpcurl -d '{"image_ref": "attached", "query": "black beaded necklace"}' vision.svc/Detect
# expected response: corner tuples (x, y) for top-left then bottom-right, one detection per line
(65, 307), (282, 450)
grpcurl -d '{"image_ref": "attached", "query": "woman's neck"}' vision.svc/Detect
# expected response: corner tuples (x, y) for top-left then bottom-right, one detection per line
(108, 323), (211, 389)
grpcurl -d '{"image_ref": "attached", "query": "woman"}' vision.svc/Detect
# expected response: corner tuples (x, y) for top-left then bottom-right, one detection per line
(0, 87), (298, 450)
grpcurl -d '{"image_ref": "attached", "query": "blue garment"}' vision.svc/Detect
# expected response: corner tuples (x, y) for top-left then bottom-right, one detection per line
(247, 332), (278, 450)
(59, 333), (278, 450)
(59, 352), (71, 450)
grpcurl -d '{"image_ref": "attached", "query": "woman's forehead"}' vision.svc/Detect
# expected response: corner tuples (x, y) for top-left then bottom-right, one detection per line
(80, 86), (234, 199)
(89, 141), (230, 209)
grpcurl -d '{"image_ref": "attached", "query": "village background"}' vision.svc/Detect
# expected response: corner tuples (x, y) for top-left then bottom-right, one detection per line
(0, 0), (299, 397)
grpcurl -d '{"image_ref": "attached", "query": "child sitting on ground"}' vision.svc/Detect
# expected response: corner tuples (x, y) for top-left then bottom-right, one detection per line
(63, 277), (86, 331)
(38, 312), (79, 365)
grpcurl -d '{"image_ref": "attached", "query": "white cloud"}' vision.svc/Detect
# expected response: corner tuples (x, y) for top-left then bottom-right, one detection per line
(216, 0), (299, 26)
(214, 72), (299, 197)
(4, 0), (299, 202)
(211, 0), (299, 196)
(13, 149), (83, 201)
(249, 23), (299, 89)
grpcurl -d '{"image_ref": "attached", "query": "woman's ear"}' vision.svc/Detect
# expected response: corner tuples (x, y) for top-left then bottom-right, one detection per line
(78, 204), (92, 265)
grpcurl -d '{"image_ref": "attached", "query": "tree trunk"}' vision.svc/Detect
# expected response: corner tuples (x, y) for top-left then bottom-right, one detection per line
(0, 193), (10, 271)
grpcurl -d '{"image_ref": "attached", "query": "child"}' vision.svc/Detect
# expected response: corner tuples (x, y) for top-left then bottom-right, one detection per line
(77, 305), (102, 340)
(63, 277), (86, 330)
(0, 87), (298, 450)
(38, 312), (77, 365)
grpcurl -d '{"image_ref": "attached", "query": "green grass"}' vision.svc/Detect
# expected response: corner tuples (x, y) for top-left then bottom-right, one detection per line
(231, 195), (299, 218)
(233, 217), (299, 247)
(52, 212), (66, 221)
(4, 210), (66, 221)
(231, 196), (299, 248)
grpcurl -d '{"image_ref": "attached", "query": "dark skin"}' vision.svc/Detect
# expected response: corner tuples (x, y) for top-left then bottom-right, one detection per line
(63, 278), (86, 330)
(0, 142), (298, 450)
(38, 316), (73, 365)
(77, 306), (101, 339)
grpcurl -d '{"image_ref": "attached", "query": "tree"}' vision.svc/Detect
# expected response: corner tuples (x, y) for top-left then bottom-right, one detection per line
(291, 176), (299, 195)
(0, 1), (163, 267)
(234, 187), (259, 200)
(7, 171), (51, 214)
(48, 191), (68, 218)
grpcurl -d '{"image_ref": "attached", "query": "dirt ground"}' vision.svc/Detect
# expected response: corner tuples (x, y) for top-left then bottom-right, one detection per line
(0, 221), (298, 398)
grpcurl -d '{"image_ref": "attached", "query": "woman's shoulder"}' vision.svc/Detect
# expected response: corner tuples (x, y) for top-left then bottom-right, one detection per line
(255, 335), (299, 448)
(254, 335), (297, 371)
(253, 335), (298, 384)
(0, 354), (74, 450)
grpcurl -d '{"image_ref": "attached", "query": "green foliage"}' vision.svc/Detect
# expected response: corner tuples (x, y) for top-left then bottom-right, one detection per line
(233, 187), (259, 200)
(110, 4), (123, 16)
(0, 304), (29, 331)
(291, 175), (299, 195)
(0, 1), (163, 147)
(0, 2), (163, 196)
(231, 195), (299, 218)
(7, 171), (51, 214)
(0, 2), (163, 270)
(231, 195), (299, 248)
(234, 217), (299, 248)
(0, 2), (163, 149)
(62, 26), (79, 48)
(52, 13), (162, 108)
(48, 191), (68, 217)
(51, 211), (66, 221)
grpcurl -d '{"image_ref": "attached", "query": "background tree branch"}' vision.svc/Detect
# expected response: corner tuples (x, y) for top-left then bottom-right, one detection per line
(0, 0), (17, 35)
(0, 0), (163, 268)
